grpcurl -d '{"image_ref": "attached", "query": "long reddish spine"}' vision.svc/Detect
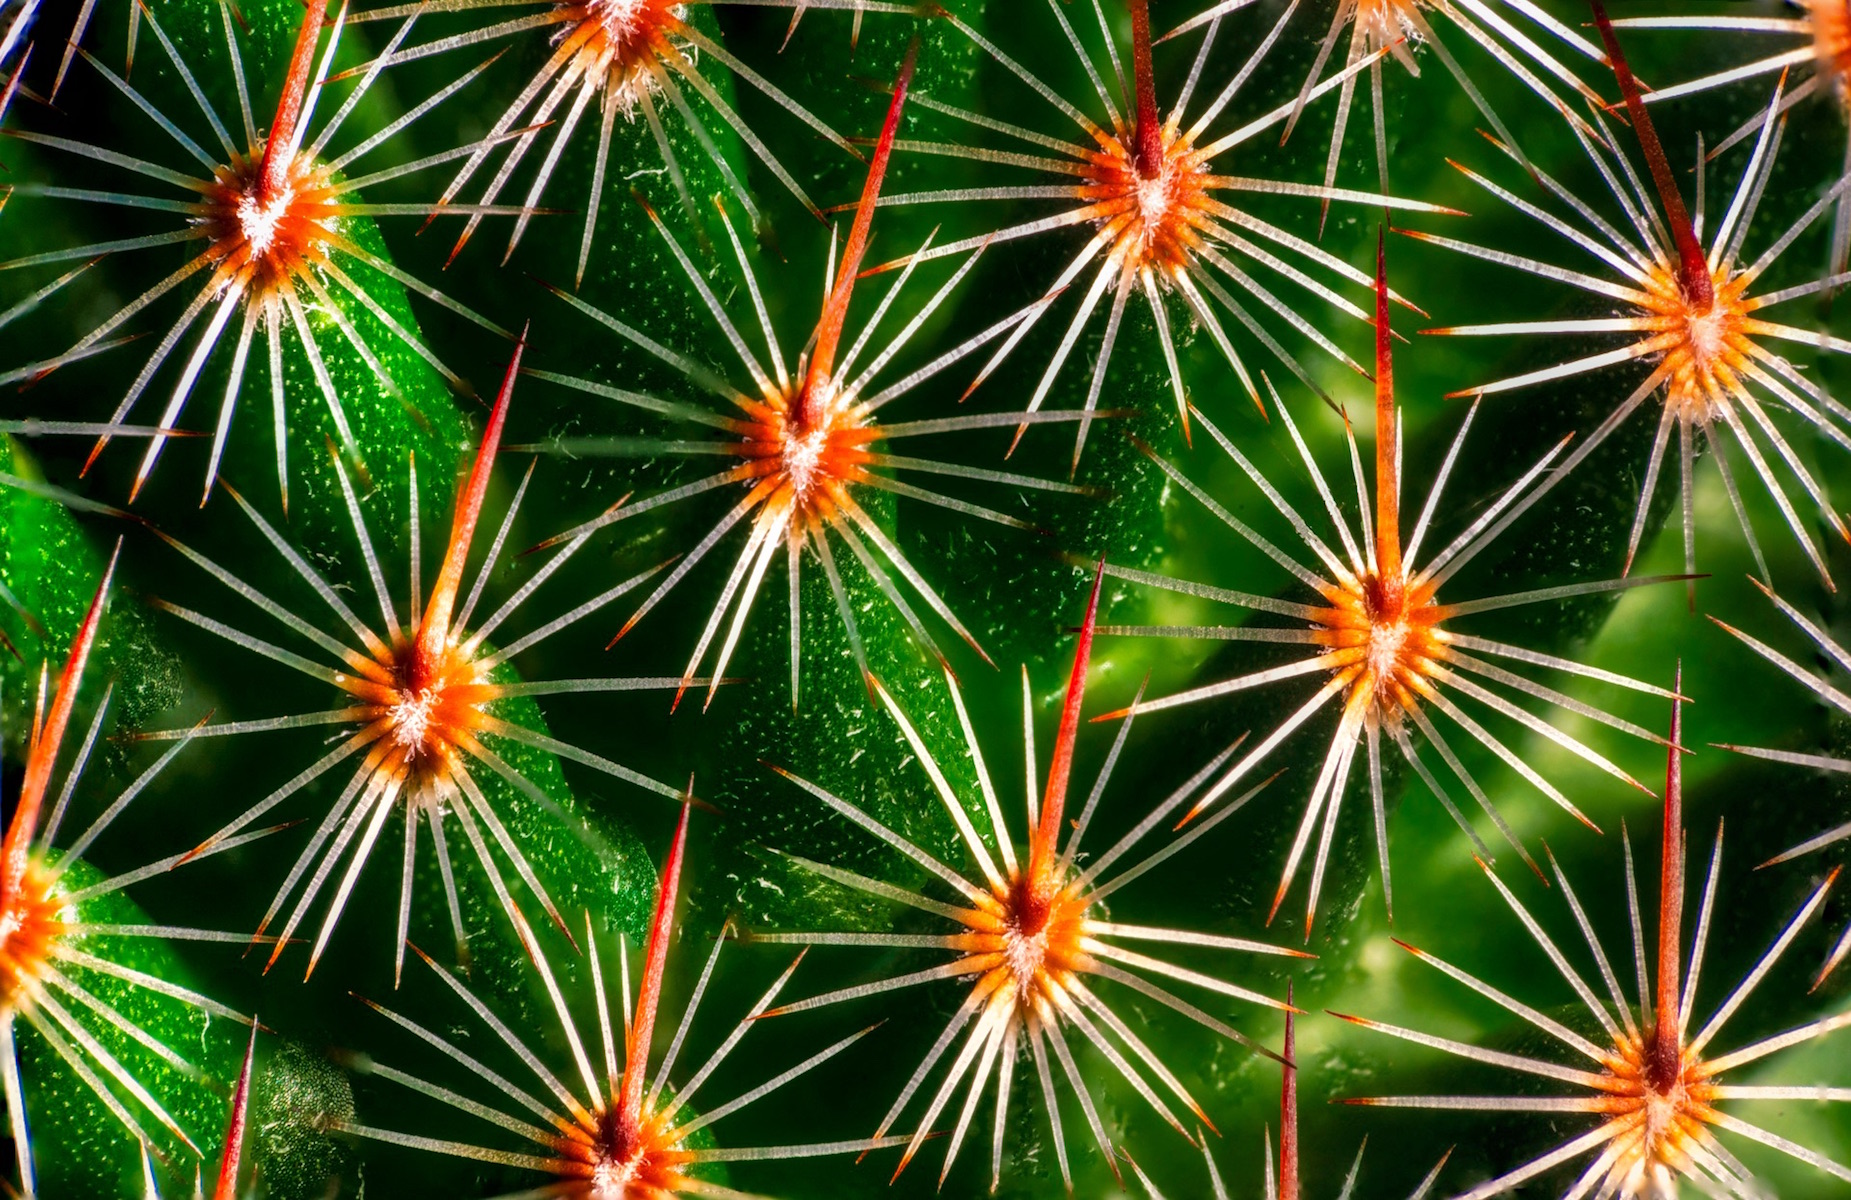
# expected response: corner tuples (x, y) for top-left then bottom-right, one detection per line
(417, 327), (525, 667)
(622, 803), (691, 1122)
(1128, 0), (1165, 178)
(1030, 561), (1105, 877)
(1587, 0), (1713, 310)
(214, 1023), (259, 1200)
(1373, 228), (1401, 588)
(1649, 666), (1685, 1089)
(1280, 981), (1299, 1200)
(801, 43), (917, 430)
(259, 0), (327, 201)
(1, 545), (117, 902)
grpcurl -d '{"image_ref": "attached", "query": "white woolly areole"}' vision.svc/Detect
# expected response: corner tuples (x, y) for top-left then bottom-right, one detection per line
(1684, 306), (1729, 367)
(389, 688), (440, 750)
(1133, 167), (1176, 249)
(590, 1156), (638, 1199)
(782, 377), (850, 501)
(783, 426), (830, 499)
(576, 0), (688, 107)
(1002, 921), (1049, 995)
(591, 0), (648, 39)
(1364, 617), (1410, 695)
(235, 185), (295, 258)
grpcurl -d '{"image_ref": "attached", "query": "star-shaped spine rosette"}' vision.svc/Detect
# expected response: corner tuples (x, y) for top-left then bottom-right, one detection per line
(1611, 0), (1851, 288)
(1, 0), (512, 506)
(756, 566), (1307, 1189)
(526, 46), (1089, 709)
(0, 553), (264, 1195)
(1339, 678), (1851, 1198)
(1249, 0), (1609, 216)
(862, 0), (1456, 465)
(1408, 3), (1851, 591)
(346, 0), (906, 284)
(1124, 986), (1452, 1200)
(339, 805), (904, 1197)
(139, 337), (686, 984)
(1093, 236), (1678, 934)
